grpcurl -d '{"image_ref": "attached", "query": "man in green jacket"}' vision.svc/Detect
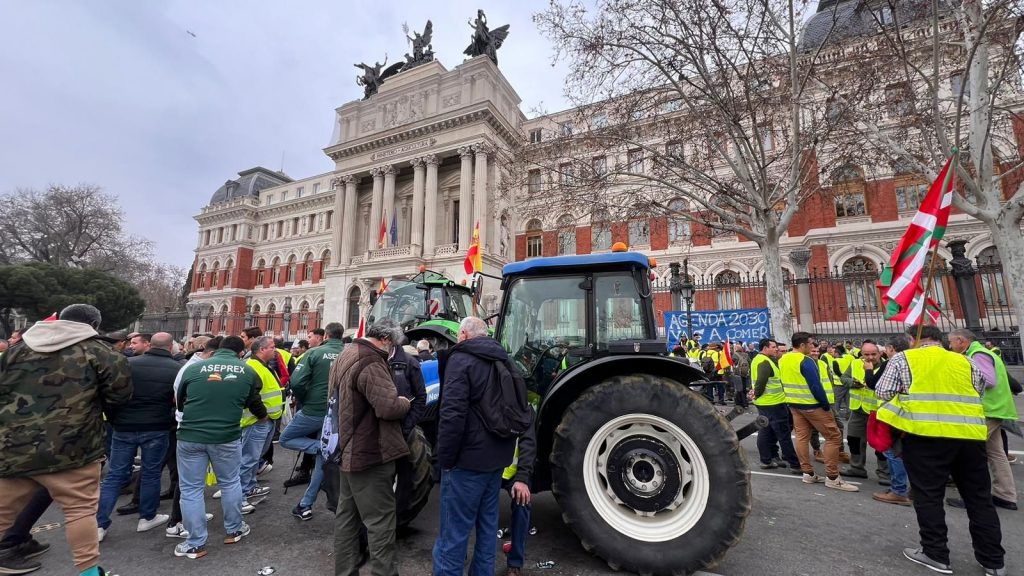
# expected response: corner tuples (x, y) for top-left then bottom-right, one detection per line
(174, 336), (267, 560)
(281, 321), (345, 520)
(0, 304), (132, 576)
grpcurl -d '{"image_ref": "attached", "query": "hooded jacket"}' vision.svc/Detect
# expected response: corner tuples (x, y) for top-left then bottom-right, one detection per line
(0, 320), (133, 477)
(436, 336), (518, 472)
(389, 345), (426, 436)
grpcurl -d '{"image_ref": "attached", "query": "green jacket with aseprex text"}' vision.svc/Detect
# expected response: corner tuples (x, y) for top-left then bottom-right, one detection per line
(289, 339), (343, 418)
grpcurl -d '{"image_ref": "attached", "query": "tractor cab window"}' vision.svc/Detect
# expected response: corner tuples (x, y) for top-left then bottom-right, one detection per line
(501, 276), (586, 388)
(446, 287), (474, 319)
(595, 272), (647, 348)
(369, 280), (426, 328)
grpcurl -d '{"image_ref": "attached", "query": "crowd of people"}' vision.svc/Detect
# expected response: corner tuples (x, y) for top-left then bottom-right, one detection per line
(701, 326), (1016, 575)
(0, 305), (536, 576)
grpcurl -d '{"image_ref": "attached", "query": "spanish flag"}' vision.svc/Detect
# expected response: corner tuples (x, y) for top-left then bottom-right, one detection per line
(356, 316), (366, 338)
(378, 277), (388, 295)
(378, 209), (388, 248)
(717, 338), (734, 372)
(463, 221), (482, 275)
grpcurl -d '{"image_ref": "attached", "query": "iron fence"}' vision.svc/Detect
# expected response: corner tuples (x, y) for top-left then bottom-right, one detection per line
(652, 260), (1021, 364)
(135, 311), (324, 344)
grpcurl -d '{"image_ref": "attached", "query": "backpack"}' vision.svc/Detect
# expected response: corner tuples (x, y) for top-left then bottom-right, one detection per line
(472, 359), (533, 438)
(320, 384), (341, 464)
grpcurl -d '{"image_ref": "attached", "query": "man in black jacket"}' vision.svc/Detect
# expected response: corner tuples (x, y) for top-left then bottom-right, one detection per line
(96, 332), (183, 541)
(433, 317), (517, 576)
(390, 344), (427, 518)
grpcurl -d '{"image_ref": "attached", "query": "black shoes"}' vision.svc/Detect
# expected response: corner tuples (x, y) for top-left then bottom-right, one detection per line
(115, 502), (139, 516)
(283, 471), (311, 488)
(947, 495), (1017, 511)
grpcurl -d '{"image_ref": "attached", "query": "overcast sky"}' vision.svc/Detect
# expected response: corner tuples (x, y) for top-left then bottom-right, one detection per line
(0, 1), (571, 269)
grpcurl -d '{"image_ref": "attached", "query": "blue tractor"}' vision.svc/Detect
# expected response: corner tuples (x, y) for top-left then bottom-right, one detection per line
(413, 250), (752, 575)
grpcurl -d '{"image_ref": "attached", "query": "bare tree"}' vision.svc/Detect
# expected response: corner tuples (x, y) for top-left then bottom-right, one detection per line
(835, 0), (1024, 338)
(526, 0), (861, 341)
(0, 184), (186, 312)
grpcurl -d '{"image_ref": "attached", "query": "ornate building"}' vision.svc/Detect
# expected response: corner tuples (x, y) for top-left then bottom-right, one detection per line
(187, 3), (1024, 340)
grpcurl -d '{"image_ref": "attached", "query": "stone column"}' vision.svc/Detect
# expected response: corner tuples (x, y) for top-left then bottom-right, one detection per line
(790, 249), (815, 331)
(411, 157), (426, 252)
(382, 165), (396, 244)
(330, 176), (345, 265)
(473, 143), (491, 250)
(458, 146), (474, 251)
(339, 175), (357, 266)
(368, 167), (385, 250)
(423, 154), (439, 255)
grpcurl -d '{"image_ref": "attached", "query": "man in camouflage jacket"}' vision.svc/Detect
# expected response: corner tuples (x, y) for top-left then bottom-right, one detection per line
(0, 304), (132, 576)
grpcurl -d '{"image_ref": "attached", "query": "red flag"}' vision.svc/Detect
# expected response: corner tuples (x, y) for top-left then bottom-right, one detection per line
(463, 221), (482, 275)
(378, 277), (388, 295)
(356, 317), (366, 338)
(43, 312), (58, 321)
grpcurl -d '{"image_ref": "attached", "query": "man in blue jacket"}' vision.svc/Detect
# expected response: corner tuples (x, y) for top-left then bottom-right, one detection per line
(433, 317), (517, 576)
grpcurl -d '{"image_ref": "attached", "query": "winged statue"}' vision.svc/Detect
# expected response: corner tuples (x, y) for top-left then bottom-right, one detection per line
(403, 20), (435, 69)
(354, 57), (405, 100)
(463, 10), (510, 66)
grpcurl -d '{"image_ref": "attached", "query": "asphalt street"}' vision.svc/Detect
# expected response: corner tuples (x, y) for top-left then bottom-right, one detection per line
(23, 396), (1024, 576)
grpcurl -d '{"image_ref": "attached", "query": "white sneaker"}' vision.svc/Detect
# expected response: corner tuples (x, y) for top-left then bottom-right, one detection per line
(165, 523), (188, 539)
(826, 476), (860, 492)
(138, 513), (170, 532)
(241, 500), (254, 515)
(97, 527), (107, 542)
(212, 489), (222, 499)
(205, 513), (214, 521)
(257, 462), (273, 475)
(802, 473), (825, 484)
(245, 486), (271, 498)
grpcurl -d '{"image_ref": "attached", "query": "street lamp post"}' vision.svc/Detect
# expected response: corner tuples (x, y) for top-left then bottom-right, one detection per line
(681, 258), (695, 340)
(669, 262), (683, 312)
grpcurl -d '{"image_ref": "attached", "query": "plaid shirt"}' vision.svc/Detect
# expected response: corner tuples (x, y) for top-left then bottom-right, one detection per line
(875, 342), (985, 402)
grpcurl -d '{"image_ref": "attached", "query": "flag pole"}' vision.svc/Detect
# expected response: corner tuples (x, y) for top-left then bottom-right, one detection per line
(914, 241), (942, 343)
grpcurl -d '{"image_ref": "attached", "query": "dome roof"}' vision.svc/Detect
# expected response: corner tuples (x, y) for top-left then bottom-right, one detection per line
(209, 167), (292, 205)
(799, 0), (937, 53)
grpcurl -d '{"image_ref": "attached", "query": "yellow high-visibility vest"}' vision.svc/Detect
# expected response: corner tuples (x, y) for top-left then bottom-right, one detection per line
(847, 361), (878, 413)
(817, 358), (835, 405)
(779, 351), (818, 406)
(876, 347), (986, 441)
(241, 358), (284, 427)
(751, 354), (784, 406)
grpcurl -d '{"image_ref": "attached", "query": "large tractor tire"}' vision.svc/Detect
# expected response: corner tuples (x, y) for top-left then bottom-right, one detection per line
(397, 426), (434, 529)
(550, 374), (750, 576)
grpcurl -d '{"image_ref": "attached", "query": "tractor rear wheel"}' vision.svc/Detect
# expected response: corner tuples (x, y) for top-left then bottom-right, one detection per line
(551, 374), (749, 575)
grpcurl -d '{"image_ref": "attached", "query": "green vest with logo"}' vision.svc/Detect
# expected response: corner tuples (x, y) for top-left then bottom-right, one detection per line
(967, 341), (1018, 421)
(876, 347), (986, 441)
(752, 354), (784, 406)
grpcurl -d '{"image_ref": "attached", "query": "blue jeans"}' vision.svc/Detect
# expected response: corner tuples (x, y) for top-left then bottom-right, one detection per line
(885, 448), (909, 497)
(432, 468), (503, 576)
(96, 430), (168, 529)
(502, 480), (531, 569)
(280, 410), (325, 508)
(176, 439), (244, 548)
(240, 420), (274, 493)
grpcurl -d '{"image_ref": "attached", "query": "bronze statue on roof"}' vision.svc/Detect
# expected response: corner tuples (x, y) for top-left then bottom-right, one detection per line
(463, 10), (509, 66)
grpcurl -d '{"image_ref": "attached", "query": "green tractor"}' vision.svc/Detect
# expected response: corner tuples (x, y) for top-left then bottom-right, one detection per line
(488, 251), (751, 575)
(367, 269), (479, 350)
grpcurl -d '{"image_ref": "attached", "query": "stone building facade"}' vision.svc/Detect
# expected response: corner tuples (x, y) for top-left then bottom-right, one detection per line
(187, 3), (1024, 339)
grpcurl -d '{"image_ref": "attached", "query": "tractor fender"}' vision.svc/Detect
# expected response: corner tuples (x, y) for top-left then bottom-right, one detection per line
(533, 354), (705, 491)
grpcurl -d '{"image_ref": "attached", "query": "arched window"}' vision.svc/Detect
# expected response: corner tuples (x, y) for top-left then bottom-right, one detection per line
(267, 303), (277, 332)
(832, 165), (866, 218)
(252, 304), (262, 330)
(526, 219), (543, 258)
(668, 198), (691, 243)
(197, 264), (207, 289)
(842, 256), (879, 312)
(286, 255), (297, 283)
(557, 214), (576, 256)
(977, 247), (1009, 306)
(303, 253), (314, 282)
(321, 249), (332, 269)
(715, 270), (742, 309)
(255, 259), (266, 286)
(224, 259), (233, 287)
(591, 209), (611, 251)
(347, 286), (361, 329)
(299, 301), (311, 330)
(211, 262), (220, 289)
(271, 257), (281, 284)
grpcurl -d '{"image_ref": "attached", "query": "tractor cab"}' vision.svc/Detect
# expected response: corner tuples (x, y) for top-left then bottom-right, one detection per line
(368, 270), (476, 349)
(495, 251), (664, 395)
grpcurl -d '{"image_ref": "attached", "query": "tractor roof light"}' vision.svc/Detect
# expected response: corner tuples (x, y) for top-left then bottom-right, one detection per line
(611, 241), (628, 252)
(418, 264), (427, 273)
(648, 257), (657, 268)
